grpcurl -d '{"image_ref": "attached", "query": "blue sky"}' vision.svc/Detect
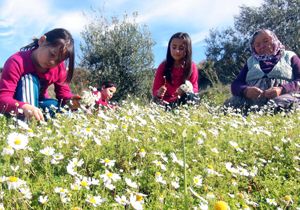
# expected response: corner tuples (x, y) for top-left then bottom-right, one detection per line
(0, 0), (263, 68)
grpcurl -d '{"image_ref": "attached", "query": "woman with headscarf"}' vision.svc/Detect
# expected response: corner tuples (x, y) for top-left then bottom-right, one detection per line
(224, 29), (300, 112)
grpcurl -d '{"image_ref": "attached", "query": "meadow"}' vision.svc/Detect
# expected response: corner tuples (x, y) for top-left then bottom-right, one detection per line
(0, 90), (299, 209)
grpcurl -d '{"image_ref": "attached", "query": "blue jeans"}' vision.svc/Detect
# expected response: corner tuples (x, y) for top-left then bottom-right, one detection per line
(15, 74), (59, 117)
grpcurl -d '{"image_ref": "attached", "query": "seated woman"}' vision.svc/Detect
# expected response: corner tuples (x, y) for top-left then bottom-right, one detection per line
(93, 81), (117, 109)
(224, 29), (300, 113)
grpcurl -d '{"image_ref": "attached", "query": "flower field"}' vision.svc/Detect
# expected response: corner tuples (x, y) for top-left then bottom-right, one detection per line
(0, 99), (299, 209)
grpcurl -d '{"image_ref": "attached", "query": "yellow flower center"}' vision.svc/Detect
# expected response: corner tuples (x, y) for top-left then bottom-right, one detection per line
(140, 148), (145, 153)
(284, 195), (292, 202)
(8, 176), (18, 182)
(194, 178), (199, 184)
(136, 195), (143, 202)
(86, 128), (91, 132)
(81, 181), (88, 187)
(155, 172), (161, 177)
(89, 197), (96, 204)
(208, 164), (213, 169)
(104, 159), (110, 163)
(214, 201), (229, 210)
(107, 172), (113, 178)
(14, 138), (22, 145)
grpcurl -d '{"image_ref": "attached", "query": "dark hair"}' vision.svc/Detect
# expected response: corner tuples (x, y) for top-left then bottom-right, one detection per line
(164, 32), (192, 83)
(98, 81), (117, 91)
(20, 28), (75, 83)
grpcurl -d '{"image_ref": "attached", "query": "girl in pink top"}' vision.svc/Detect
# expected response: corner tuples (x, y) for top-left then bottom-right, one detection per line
(93, 81), (117, 109)
(0, 28), (80, 121)
(152, 32), (199, 109)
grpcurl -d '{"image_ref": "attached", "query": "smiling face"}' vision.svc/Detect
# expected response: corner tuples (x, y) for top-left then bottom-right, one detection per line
(101, 86), (116, 101)
(170, 38), (187, 64)
(252, 31), (275, 56)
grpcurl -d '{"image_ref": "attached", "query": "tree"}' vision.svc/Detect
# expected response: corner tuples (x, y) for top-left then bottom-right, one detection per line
(204, 0), (300, 84)
(80, 11), (155, 101)
(204, 27), (248, 84)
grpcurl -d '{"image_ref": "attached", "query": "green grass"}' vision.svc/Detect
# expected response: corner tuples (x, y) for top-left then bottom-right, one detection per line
(0, 90), (299, 209)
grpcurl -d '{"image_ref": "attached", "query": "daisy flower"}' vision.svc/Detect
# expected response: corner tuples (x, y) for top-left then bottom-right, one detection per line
(115, 195), (128, 206)
(86, 195), (105, 207)
(7, 132), (28, 150)
(100, 170), (121, 183)
(193, 175), (202, 187)
(100, 158), (116, 168)
(38, 195), (48, 204)
(125, 178), (138, 189)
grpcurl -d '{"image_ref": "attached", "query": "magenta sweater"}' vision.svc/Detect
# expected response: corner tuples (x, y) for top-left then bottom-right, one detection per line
(0, 50), (74, 113)
(152, 61), (198, 103)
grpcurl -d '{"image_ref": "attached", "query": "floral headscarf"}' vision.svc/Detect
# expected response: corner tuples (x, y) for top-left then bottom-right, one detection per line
(250, 29), (285, 61)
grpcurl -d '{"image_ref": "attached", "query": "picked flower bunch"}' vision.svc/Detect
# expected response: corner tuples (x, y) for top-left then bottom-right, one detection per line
(80, 86), (100, 110)
(179, 80), (194, 93)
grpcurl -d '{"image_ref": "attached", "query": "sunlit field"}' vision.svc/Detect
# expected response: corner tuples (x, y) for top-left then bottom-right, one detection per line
(0, 96), (299, 209)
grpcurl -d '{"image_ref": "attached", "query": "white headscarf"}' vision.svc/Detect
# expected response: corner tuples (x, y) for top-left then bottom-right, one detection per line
(250, 29), (285, 61)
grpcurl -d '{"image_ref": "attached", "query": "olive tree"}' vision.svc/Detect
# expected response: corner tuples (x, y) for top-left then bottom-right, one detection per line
(80, 11), (155, 101)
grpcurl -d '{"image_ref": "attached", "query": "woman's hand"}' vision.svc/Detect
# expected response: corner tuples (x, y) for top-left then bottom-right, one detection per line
(22, 104), (44, 121)
(263, 87), (283, 99)
(157, 85), (167, 98)
(244, 86), (264, 99)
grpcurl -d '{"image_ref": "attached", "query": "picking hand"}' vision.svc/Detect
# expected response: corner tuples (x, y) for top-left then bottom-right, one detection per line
(22, 104), (44, 121)
(244, 86), (264, 100)
(157, 85), (167, 98)
(263, 87), (283, 99)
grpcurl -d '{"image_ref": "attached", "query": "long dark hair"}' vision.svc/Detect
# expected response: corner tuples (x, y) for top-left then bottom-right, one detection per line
(20, 28), (75, 83)
(164, 32), (192, 83)
(97, 81), (117, 91)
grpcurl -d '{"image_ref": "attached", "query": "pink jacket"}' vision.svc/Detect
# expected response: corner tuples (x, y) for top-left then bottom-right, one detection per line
(152, 61), (198, 103)
(0, 50), (73, 113)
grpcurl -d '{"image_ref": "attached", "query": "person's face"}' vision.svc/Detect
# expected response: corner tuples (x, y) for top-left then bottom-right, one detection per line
(253, 32), (274, 55)
(170, 38), (187, 62)
(101, 86), (116, 101)
(34, 36), (68, 73)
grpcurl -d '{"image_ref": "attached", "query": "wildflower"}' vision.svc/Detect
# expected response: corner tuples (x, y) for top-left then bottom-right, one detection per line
(0, 203), (4, 210)
(19, 187), (32, 199)
(125, 178), (138, 189)
(171, 180), (180, 189)
(266, 198), (277, 206)
(115, 195), (128, 206)
(6, 176), (26, 190)
(24, 157), (32, 164)
(7, 132), (28, 150)
(193, 175), (202, 187)
(206, 192), (215, 199)
(214, 201), (230, 210)
(152, 160), (167, 171)
(38, 195), (48, 204)
(54, 187), (69, 195)
(100, 158), (116, 168)
(138, 148), (146, 158)
(1, 146), (14, 156)
(100, 170), (121, 183)
(86, 195), (105, 207)
(40, 146), (55, 156)
(282, 195), (293, 205)
(155, 172), (166, 185)
(129, 193), (146, 210)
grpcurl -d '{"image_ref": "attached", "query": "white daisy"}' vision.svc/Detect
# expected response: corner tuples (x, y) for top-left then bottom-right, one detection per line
(7, 132), (28, 150)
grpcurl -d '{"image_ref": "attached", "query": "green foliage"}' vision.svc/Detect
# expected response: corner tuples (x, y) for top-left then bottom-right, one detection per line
(0, 89), (300, 209)
(204, 0), (300, 84)
(80, 11), (155, 101)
